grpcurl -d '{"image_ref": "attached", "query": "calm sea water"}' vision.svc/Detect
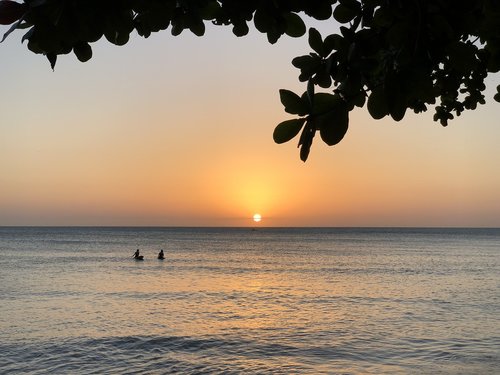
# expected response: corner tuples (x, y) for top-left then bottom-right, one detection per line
(0, 227), (498, 374)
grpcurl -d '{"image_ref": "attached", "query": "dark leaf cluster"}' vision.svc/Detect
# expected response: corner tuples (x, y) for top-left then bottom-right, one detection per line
(1, 0), (498, 161)
(278, 0), (500, 159)
(1, 0), (335, 67)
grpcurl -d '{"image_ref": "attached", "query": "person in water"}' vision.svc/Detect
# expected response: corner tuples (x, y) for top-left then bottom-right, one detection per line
(133, 249), (141, 258)
(158, 249), (164, 259)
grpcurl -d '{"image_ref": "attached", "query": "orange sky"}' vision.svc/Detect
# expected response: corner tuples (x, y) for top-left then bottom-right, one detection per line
(1, 22), (499, 227)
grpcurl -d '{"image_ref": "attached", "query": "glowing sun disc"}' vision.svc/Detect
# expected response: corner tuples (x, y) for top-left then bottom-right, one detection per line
(253, 213), (262, 222)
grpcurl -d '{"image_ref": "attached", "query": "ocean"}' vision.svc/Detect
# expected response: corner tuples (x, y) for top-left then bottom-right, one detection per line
(0, 227), (498, 374)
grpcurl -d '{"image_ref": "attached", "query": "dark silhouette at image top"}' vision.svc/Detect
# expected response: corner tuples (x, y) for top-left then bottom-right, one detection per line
(1, 0), (498, 161)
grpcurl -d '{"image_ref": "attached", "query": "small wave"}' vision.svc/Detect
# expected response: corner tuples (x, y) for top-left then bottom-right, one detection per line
(3, 333), (499, 374)
(1, 335), (299, 374)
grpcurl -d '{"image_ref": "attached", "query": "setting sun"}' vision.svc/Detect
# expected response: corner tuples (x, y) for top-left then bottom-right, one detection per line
(253, 213), (262, 222)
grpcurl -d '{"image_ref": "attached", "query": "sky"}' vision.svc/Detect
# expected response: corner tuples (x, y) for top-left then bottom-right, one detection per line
(1, 18), (499, 227)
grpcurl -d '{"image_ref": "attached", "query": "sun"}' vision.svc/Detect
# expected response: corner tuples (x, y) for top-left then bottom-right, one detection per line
(253, 213), (262, 222)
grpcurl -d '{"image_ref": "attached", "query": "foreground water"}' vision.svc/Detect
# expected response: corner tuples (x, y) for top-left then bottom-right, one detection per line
(0, 227), (499, 374)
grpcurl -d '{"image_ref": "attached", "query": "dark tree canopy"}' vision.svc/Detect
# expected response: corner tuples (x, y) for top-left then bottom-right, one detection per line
(1, 0), (499, 161)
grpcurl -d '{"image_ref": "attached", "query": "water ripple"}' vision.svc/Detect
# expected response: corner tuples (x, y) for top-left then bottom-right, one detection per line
(2, 333), (499, 374)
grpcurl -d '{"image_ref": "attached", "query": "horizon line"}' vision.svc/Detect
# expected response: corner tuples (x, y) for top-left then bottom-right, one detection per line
(1, 225), (499, 229)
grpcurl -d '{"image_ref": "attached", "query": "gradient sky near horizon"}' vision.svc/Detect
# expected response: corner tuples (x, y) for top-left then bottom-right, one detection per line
(1, 19), (499, 227)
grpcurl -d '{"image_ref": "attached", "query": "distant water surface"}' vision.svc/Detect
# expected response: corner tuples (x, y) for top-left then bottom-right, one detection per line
(0, 227), (499, 374)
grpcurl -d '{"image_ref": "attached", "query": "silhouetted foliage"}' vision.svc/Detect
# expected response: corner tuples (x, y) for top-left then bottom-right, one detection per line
(2, 0), (499, 161)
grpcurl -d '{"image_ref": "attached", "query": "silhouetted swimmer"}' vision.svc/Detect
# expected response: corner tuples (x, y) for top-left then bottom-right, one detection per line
(158, 249), (165, 260)
(133, 249), (144, 260)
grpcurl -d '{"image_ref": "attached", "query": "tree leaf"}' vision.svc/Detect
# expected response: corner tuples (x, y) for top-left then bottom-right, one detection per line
(315, 69), (332, 88)
(318, 108), (349, 146)
(188, 14), (205, 36)
(308, 28), (324, 56)
(283, 13), (305, 38)
(312, 93), (342, 115)
(46, 52), (57, 70)
(323, 34), (343, 54)
(447, 42), (478, 73)
(73, 41), (92, 62)
(307, 80), (315, 107)
(232, 22), (249, 37)
(0, 0), (27, 25)
(303, 2), (333, 20)
(385, 72), (407, 121)
(349, 91), (366, 108)
(298, 121), (315, 162)
(273, 118), (306, 144)
(266, 29), (281, 44)
(367, 87), (388, 119)
(390, 104), (407, 121)
(333, 4), (357, 24)
(300, 141), (311, 161)
(21, 27), (34, 43)
(254, 8), (273, 34)
(105, 30), (130, 45)
(279, 89), (309, 115)
(1, 15), (24, 43)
